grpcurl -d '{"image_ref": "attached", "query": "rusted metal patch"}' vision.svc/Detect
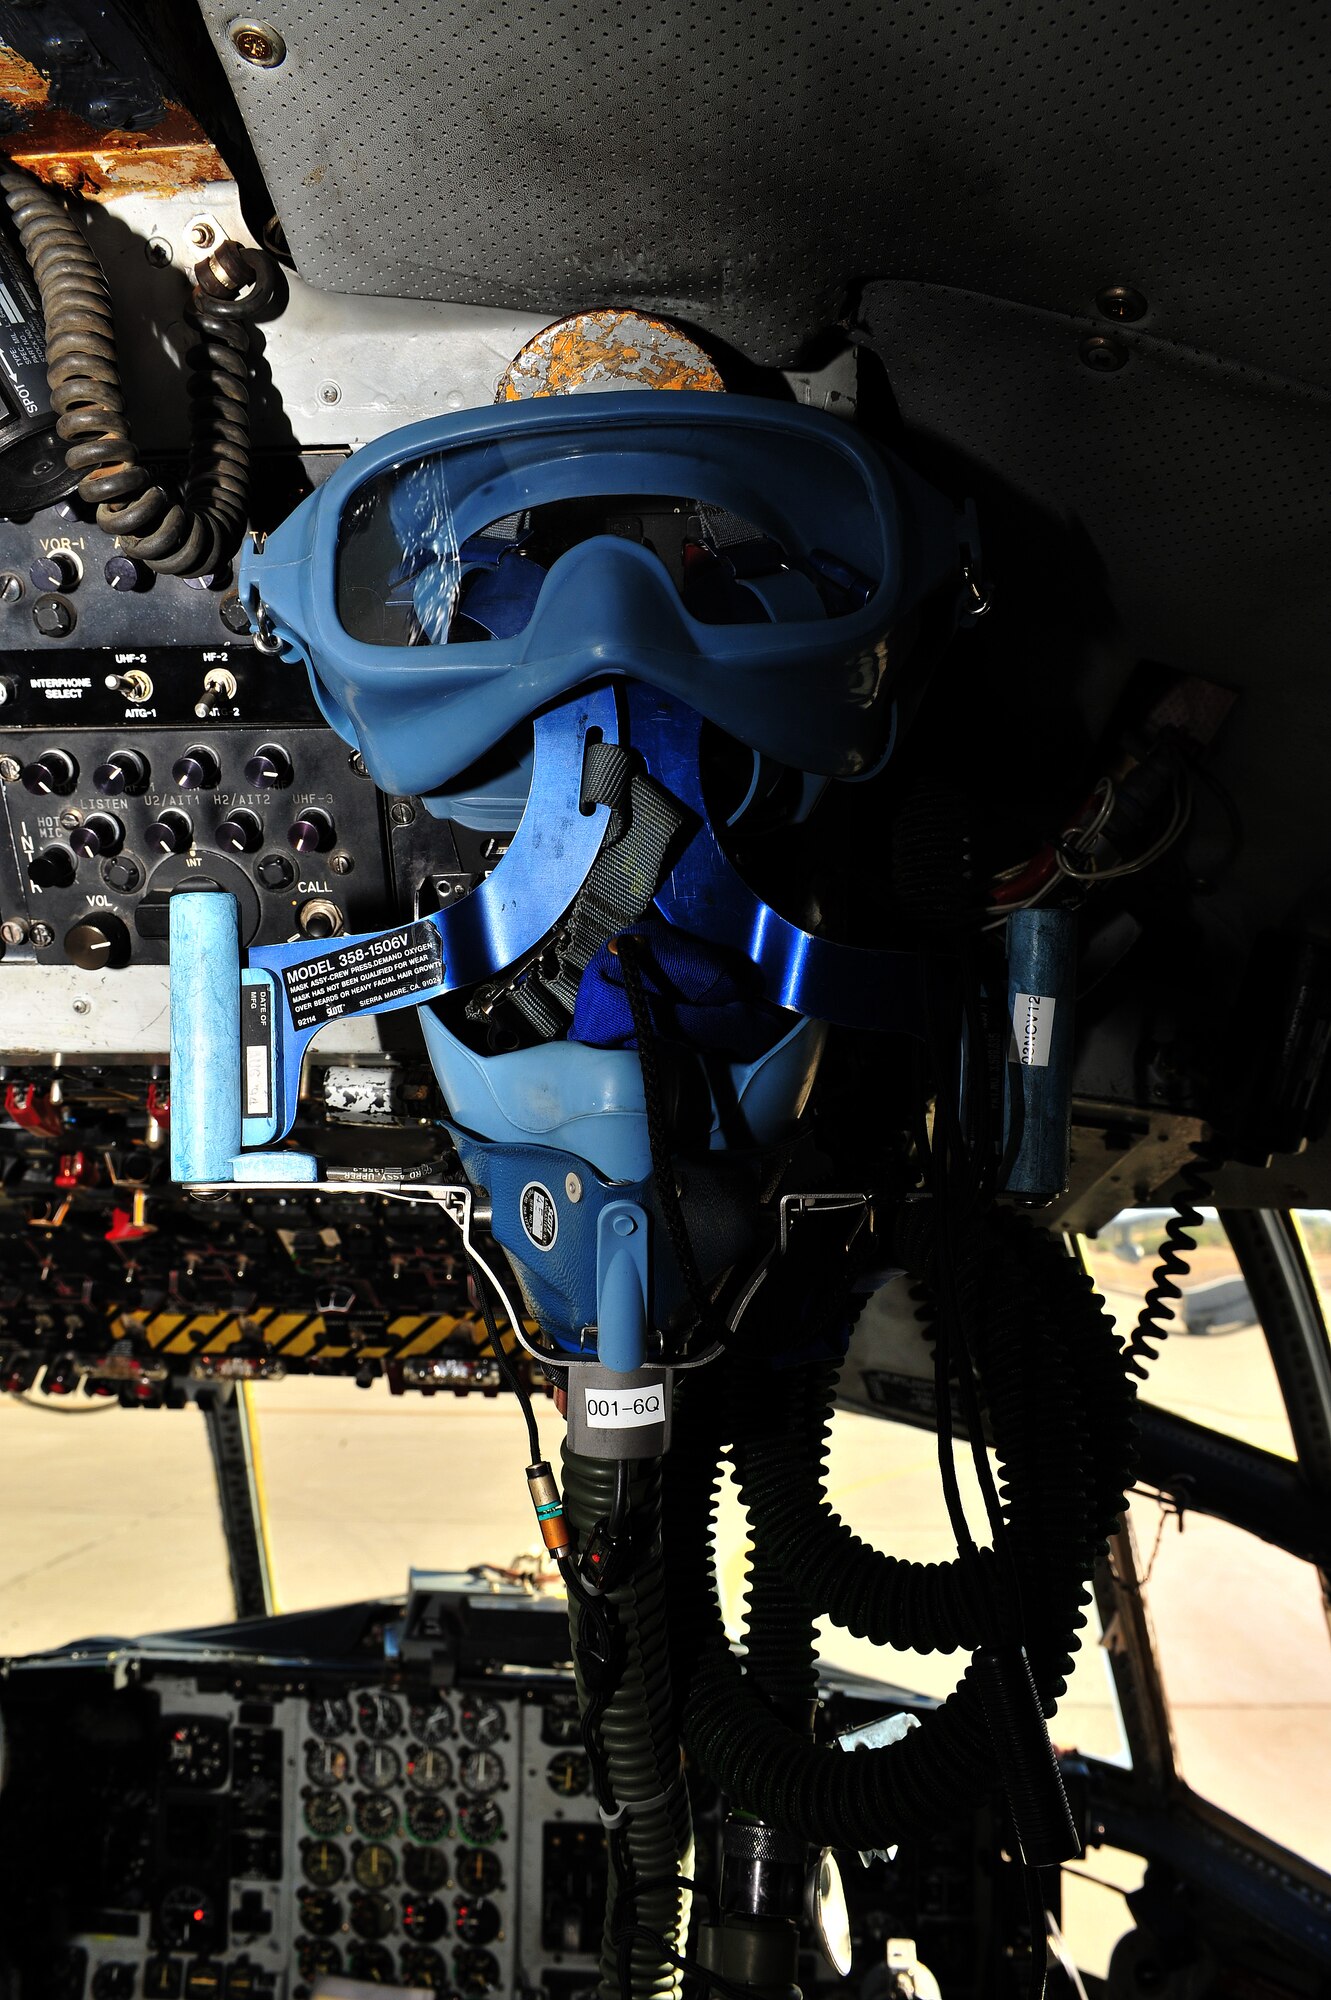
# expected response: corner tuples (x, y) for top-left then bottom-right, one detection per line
(0, 44), (228, 199)
(498, 308), (725, 400)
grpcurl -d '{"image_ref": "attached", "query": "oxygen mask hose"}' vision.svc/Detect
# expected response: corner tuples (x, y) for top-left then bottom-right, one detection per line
(0, 162), (274, 577)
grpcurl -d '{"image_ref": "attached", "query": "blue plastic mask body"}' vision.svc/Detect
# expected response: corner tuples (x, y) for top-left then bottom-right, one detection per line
(240, 392), (961, 790)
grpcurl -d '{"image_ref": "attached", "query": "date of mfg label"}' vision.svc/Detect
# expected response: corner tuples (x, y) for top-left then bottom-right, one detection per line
(1012, 991), (1056, 1068)
(280, 918), (445, 1031)
(584, 1383), (666, 1429)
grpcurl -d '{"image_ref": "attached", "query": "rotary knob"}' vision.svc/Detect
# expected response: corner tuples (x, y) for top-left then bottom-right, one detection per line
(63, 914), (130, 971)
(93, 749), (151, 795)
(28, 846), (76, 889)
(144, 809), (193, 856)
(29, 550), (81, 593)
(171, 745), (220, 790)
(103, 555), (147, 593)
(287, 809), (335, 855)
(70, 812), (124, 860)
(244, 743), (293, 790)
(215, 808), (263, 855)
(20, 748), (77, 796)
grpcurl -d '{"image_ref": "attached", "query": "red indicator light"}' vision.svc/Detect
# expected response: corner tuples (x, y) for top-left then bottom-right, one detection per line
(193, 1907), (205, 1923)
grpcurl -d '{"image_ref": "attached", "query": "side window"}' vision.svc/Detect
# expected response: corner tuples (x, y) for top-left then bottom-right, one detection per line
(1078, 1208), (1296, 1458)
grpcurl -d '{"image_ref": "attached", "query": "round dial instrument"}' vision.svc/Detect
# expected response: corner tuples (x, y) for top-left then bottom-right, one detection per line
(406, 1793), (450, 1843)
(404, 1845), (450, 1893)
(402, 1893), (447, 1942)
(546, 1750), (590, 1796)
(407, 1744), (452, 1792)
(349, 1889), (395, 1939)
(455, 1848), (501, 1896)
(355, 1792), (398, 1840)
(347, 1942), (394, 1982)
(354, 1843), (397, 1890)
(297, 1888), (342, 1937)
(454, 1948), (502, 1994)
(296, 1940), (342, 1979)
(157, 1885), (217, 1951)
(400, 1946), (447, 1992)
(458, 1748), (504, 1797)
(301, 1839), (346, 1888)
(356, 1742), (402, 1791)
(410, 1698), (456, 1746)
(456, 1797), (502, 1845)
(162, 1719), (228, 1789)
(305, 1741), (349, 1786)
(454, 1897), (500, 1946)
(307, 1696), (353, 1740)
(459, 1696), (506, 1747)
(357, 1691), (403, 1741)
(305, 1790), (348, 1836)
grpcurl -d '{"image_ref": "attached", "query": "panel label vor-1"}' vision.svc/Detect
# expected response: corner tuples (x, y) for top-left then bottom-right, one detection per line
(280, 920), (445, 1030)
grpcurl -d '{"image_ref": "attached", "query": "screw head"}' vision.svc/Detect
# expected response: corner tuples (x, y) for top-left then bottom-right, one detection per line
(1079, 334), (1129, 373)
(188, 221), (216, 250)
(57, 808), (82, 831)
(318, 381), (342, 406)
(0, 919), (29, 947)
(329, 851), (353, 875)
(145, 238), (173, 267)
(30, 922), (55, 949)
(1096, 285), (1148, 323)
(389, 800), (415, 826)
(0, 758), (20, 784)
(0, 572), (24, 605)
(72, 996), (91, 1016)
(229, 17), (287, 66)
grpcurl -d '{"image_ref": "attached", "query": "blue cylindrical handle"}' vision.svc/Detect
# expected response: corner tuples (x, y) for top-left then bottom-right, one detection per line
(170, 887), (242, 1183)
(1002, 907), (1076, 1200)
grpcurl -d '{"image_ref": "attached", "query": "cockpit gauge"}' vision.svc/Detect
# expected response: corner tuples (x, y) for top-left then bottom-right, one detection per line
(459, 1695), (506, 1747)
(297, 1939), (343, 1980)
(301, 1839), (346, 1887)
(455, 1948), (502, 1993)
(350, 1889), (396, 1939)
(305, 1740), (350, 1786)
(305, 1790), (348, 1836)
(540, 1691), (584, 1745)
(407, 1744), (452, 1791)
(410, 1697), (456, 1745)
(455, 1847), (501, 1895)
(297, 1888), (341, 1937)
(347, 1942), (394, 1982)
(307, 1695), (352, 1739)
(356, 1791), (398, 1839)
(458, 1748), (504, 1797)
(402, 1893), (448, 1941)
(406, 1792), (450, 1843)
(162, 1717), (228, 1789)
(454, 1896), (500, 1945)
(357, 1691), (403, 1741)
(157, 1884), (218, 1951)
(356, 1741), (402, 1791)
(400, 1946), (447, 1992)
(404, 1844), (450, 1892)
(546, 1750), (591, 1796)
(456, 1796), (502, 1845)
(354, 1843), (398, 1890)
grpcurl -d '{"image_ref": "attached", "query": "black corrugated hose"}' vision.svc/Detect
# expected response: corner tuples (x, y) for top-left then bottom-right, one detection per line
(664, 1206), (1137, 1854)
(0, 161), (273, 577)
(562, 1448), (694, 2000)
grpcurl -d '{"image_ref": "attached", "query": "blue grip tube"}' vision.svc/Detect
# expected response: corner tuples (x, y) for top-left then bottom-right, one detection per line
(170, 887), (243, 1184)
(1002, 907), (1076, 1201)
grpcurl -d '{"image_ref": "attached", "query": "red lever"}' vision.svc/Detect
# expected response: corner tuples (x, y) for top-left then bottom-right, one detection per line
(146, 1081), (170, 1129)
(5, 1083), (61, 1137)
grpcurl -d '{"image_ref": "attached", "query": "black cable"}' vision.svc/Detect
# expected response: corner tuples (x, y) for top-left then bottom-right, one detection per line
(612, 1925), (751, 2000)
(464, 1250), (541, 1464)
(611, 1456), (632, 1537)
(1025, 1864), (1050, 2000)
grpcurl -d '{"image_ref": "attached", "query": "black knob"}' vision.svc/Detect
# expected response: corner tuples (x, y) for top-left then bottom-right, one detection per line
(28, 846), (76, 889)
(30, 551), (80, 593)
(216, 808), (263, 855)
(244, 743), (293, 790)
(171, 746), (220, 791)
(103, 554), (147, 593)
(31, 594), (75, 638)
(70, 812), (124, 860)
(102, 854), (143, 893)
(144, 809), (193, 856)
(287, 809), (335, 854)
(94, 750), (150, 795)
(255, 853), (295, 891)
(21, 749), (77, 796)
(63, 914), (130, 971)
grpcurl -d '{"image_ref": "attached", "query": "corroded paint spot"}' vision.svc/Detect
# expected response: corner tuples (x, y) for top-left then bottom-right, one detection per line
(498, 308), (724, 401)
(0, 77), (229, 198)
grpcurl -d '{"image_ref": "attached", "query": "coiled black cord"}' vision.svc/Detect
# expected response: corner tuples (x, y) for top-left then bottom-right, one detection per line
(1125, 1136), (1222, 1379)
(0, 162), (272, 577)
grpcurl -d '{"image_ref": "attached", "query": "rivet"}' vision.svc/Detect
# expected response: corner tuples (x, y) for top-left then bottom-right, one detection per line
(229, 18), (287, 67)
(1096, 285), (1148, 323)
(565, 1172), (583, 1203)
(1079, 334), (1129, 373)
